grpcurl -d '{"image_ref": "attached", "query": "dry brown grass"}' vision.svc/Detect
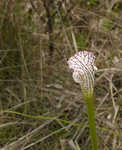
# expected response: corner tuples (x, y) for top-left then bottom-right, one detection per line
(0, 0), (122, 150)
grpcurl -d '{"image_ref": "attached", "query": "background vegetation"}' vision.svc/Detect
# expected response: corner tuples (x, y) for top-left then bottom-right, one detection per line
(0, 0), (122, 149)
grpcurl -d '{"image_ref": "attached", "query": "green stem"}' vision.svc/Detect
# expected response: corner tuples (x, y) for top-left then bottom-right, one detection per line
(83, 91), (98, 150)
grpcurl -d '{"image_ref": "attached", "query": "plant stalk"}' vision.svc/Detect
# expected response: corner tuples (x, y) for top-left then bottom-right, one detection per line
(83, 90), (98, 150)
